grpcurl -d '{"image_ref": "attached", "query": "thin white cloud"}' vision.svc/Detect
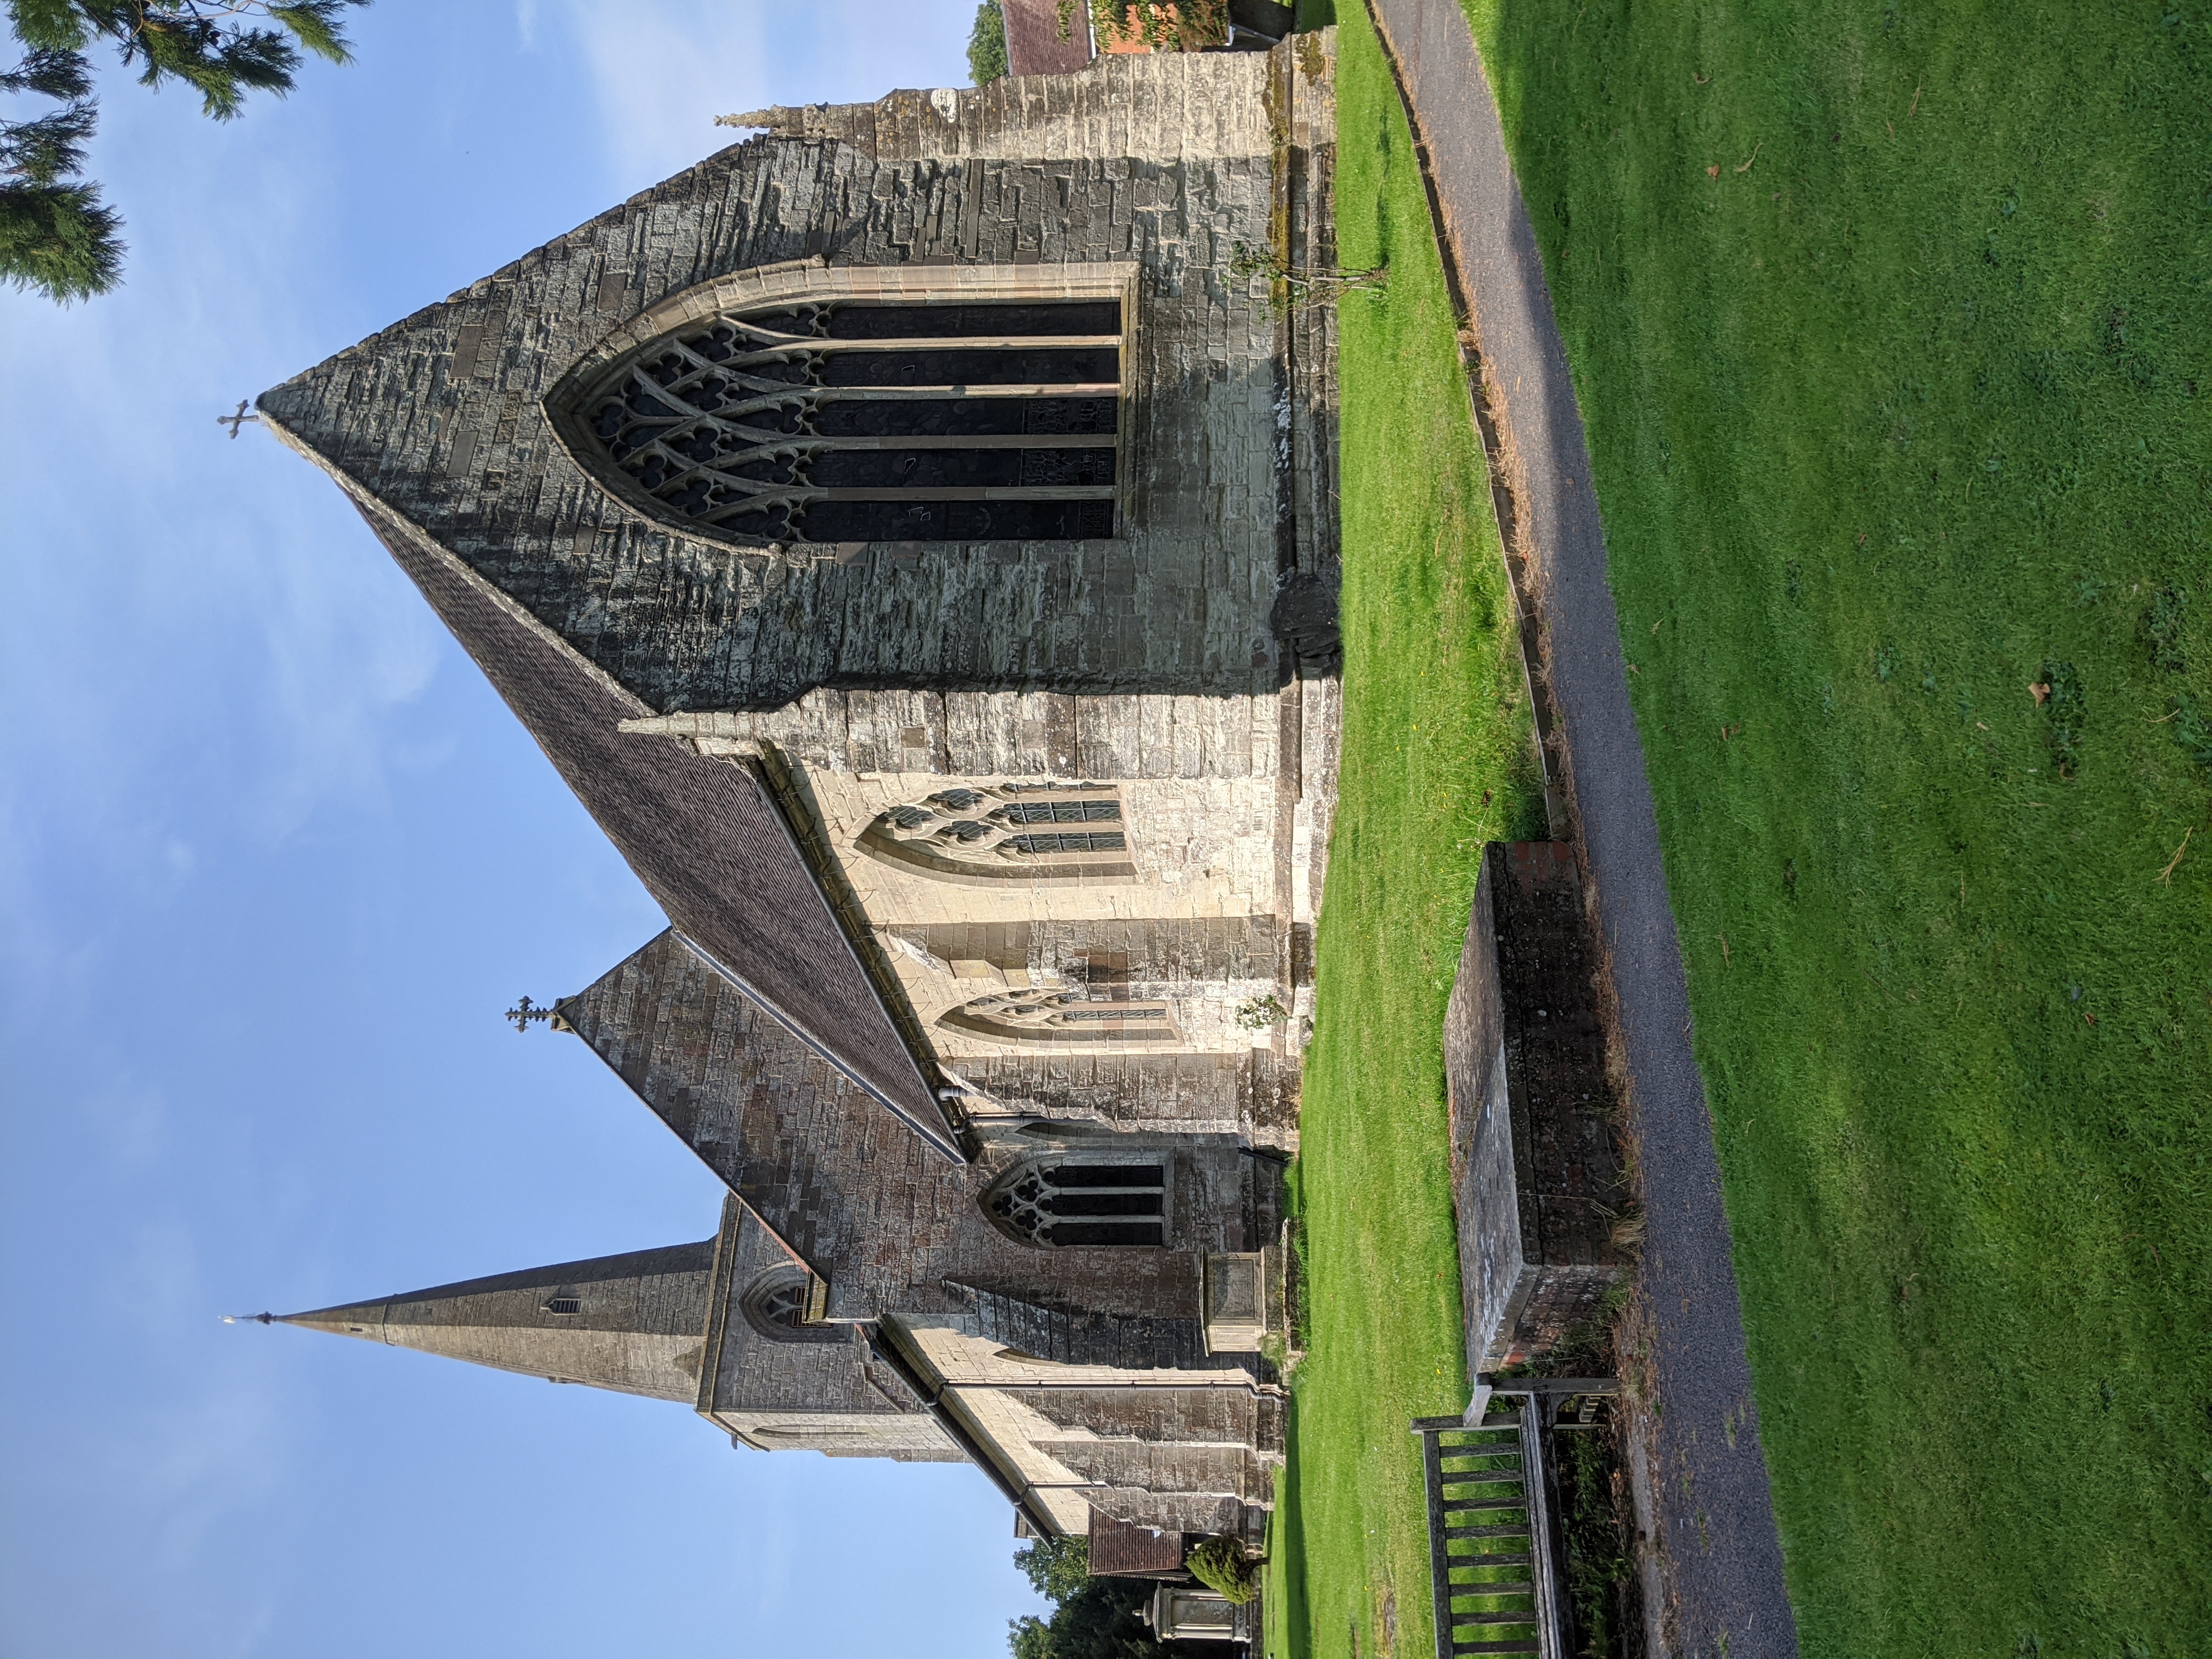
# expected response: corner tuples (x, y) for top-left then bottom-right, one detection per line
(555, 0), (977, 189)
(556, 2), (775, 187)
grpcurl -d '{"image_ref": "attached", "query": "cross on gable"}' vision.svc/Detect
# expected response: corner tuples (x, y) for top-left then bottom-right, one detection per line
(504, 995), (554, 1034)
(218, 399), (259, 439)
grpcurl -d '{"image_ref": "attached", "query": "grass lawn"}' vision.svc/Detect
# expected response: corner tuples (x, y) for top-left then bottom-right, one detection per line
(1447, 1), (2212, 1652)
(1262, 8), (1549, 1658)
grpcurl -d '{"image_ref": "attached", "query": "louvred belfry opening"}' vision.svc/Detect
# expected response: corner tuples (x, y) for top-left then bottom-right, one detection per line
(580, 298), (1123, 543)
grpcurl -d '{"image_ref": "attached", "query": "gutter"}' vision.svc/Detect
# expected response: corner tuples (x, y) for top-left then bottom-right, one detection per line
(866, 1322), (1063, 1538)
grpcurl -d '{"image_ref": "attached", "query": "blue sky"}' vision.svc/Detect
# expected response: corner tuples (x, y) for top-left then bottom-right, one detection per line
(0, 5), (1045, 1655)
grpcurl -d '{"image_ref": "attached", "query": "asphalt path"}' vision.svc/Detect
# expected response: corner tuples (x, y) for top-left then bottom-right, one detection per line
(1358, 3), (1803, 1654)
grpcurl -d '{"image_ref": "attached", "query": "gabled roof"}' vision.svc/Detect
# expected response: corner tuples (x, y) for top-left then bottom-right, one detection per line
(259, 431), (954, 1154)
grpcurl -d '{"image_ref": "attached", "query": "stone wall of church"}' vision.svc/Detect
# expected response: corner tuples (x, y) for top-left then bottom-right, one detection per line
(888, 1319), (1283, 1538)
(259, 42), (1338, 714)
(623, 675), (1336, 1131)
(701, 1202), (968, 1461)
(264, 35), (1341, 1143)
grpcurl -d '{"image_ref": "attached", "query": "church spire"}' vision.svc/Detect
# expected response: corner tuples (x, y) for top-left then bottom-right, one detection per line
(270, 1235), (720, 1401)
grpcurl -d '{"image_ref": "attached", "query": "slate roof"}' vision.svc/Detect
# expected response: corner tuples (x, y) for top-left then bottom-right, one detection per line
(558, 927), (971, 1298)
(262, 441), (952, 1154)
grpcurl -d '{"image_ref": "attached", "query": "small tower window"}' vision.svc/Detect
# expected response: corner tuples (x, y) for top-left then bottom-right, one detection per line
(740, 1267), (836, 1342)
(577, 298), (1123, 544)
(543, 1297), (582, 1316)
(985, 1160), (1166, 1248)
(757, 1281), (809, 1329)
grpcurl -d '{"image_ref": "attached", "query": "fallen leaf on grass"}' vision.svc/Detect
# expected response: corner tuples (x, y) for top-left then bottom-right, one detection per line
(1692, 70), (1710, 84)
(2028, 681), (2051, 704)
(1734, 142), (1763, 173)
(1720, 723), (1742, 741)
(1706, 164), (1720, 179)
(2084, 1012), (2098, 1026)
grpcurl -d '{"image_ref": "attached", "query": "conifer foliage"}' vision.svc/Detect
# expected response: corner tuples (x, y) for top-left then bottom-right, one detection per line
(1, 1), (365, 302)
(1006, 1534), (1176, 1659)
(966, 0), (1008, 87)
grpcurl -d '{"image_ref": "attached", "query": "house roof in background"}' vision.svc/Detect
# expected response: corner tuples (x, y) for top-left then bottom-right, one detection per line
(1003, 0), (1096, 76)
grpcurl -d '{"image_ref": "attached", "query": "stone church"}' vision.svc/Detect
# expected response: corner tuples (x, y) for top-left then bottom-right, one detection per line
(257, 35), (1340, 1548)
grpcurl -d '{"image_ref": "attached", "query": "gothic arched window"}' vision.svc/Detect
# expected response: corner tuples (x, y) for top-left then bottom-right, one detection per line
(859, 784), (1136, 884)
(740, 1267), (836, 1341)
(576, 296), (1123, 545)
(985, 1160), (1167, 1248)
(940, 991), (1176, 1045)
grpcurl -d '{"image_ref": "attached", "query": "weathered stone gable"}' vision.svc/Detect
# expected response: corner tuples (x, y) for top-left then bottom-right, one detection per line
(561, 929), (1278, 1323)
(259, 47), (1336, 717)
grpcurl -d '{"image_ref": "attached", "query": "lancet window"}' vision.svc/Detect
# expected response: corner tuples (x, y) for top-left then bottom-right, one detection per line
(939, 989), (1176, 1045)
(859, 784), (1136, 883)
(985, 1160), (1167, 1248)
(577, 297), (1122, 544)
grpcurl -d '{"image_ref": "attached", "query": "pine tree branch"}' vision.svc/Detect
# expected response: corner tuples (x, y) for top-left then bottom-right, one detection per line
(1, 100), (95, 181)
(0, 177), (123, 299)
(2, 2), (366, 298)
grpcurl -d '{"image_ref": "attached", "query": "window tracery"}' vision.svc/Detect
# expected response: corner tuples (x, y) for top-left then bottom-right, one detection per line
(859, 785), (1136, 883)
(575, 297), (1123, 544)
(740, 1266), (834, 1341)
(984, 1159), (1167, 1248)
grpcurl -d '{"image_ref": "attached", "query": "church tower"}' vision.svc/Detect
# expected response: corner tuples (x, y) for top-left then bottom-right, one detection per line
(278, 1238), (719, 1399)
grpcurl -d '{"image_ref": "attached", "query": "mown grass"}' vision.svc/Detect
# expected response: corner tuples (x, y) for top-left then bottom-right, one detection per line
(1262, 9), (1548, 1657)
(1452, 1), (2212, 1651)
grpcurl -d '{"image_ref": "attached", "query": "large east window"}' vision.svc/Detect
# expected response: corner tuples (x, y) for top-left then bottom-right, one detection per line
(578, 298), (1123, 544)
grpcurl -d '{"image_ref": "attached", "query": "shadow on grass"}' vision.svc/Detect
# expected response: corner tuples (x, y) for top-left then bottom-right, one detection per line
(1266, 1395), (1310, 1659)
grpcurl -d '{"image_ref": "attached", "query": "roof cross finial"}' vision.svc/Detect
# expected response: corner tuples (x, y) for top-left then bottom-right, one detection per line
(505, 995), (556, 1034)
(221, 1312), (274, 1325)
(217, 399), (260, 439)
